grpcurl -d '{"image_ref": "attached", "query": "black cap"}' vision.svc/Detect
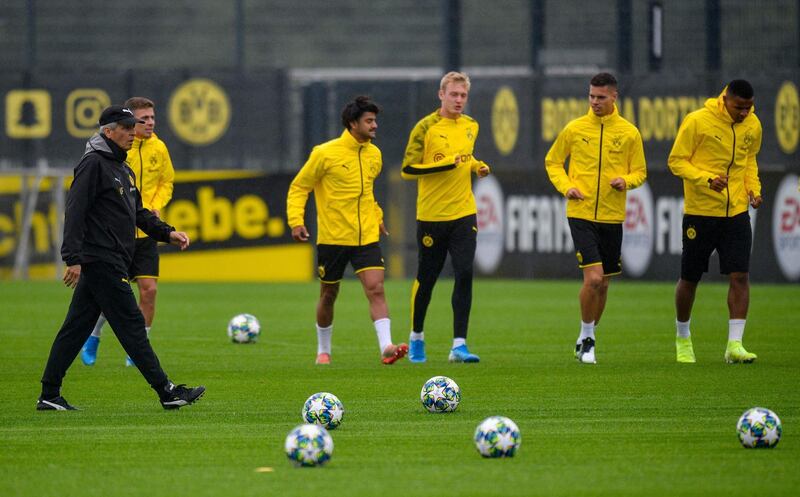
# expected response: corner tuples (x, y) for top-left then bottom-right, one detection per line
(99, 105), (139, 126)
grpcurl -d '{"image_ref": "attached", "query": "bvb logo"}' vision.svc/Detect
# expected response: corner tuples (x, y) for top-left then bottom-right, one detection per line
(168, 78), (231, 146)
(775, 81), (799, 154)
(318, 266), (326, 278)
(686, 227), (697, 240)
(491, 86), (519, 156)
(422, 235), (434, 247)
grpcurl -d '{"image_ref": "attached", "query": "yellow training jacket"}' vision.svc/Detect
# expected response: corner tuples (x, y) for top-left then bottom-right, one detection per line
(127, 132), (175, 238)
(668, 89), (762, 217)
(287, 130), (384, 246)
(401, 110), (490, 222)
(545, 105), (647, 223)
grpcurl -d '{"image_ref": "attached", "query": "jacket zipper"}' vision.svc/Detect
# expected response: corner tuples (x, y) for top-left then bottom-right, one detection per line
(138, 142), (144, 238)
(138, 141), (144, 193)
(594, 123), (604, 220)
(726, 123), (735, 217)
(357, 146), (364, 245)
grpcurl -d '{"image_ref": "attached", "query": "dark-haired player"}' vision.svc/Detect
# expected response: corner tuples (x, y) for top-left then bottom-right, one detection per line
(668, 80), (762, 364)
(545, 72), (647, 364)
(287, 96), (407, 365)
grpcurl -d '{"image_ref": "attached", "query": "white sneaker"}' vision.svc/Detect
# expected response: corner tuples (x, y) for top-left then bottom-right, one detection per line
(575, 337), (596, 364)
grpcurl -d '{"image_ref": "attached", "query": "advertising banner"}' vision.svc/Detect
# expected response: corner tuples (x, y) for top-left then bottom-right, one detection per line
(0, 171), (313, 281)
(474, 170), (800, 283)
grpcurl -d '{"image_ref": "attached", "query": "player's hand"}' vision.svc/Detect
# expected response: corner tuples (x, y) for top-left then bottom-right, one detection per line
(454, 154), (462, 166)
(610, 177), (626, 191)
(749, 191), (763, 209)
(63, 264), (81, 289)
(292, 225), (310, 242)
(566, 188), (585, 200)
(477, 165), (490, 178)
(379, 222), (390, 236)
(169, 231), (190, 250)
(708, 175), (728, 192)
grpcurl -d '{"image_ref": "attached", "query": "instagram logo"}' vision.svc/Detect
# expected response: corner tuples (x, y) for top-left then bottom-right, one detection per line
(66, 89), (111, 138)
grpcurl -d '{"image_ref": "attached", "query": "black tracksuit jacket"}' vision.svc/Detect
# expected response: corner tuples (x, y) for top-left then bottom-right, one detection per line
(61, 133), (175, 273)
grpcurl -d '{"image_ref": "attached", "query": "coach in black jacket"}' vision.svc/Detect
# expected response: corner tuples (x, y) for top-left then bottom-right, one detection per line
(38, 105), (205, 411)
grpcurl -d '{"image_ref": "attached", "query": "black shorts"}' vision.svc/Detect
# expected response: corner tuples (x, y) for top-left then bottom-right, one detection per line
(129, 237), (159, 280)
(568, 218), (622, 276)
(416, 214), (477, 271)
(316, 242), (384, 283)
(681, 212), (752, 283)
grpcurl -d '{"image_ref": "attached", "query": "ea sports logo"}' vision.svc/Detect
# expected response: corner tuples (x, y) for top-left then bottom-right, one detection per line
(474, 175), (504, 274)
(621, 184), (654, 278)
(772, 174), (800, 281)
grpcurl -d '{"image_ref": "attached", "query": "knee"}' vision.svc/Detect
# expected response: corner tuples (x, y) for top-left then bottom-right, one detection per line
(364, 280), (385, 301)
(139, 285), (157, 304)
(730, 272), (749, 288)
(320, 287), (339, 307)
(454, 267), (473, 282)
(584, 273), (604, 292)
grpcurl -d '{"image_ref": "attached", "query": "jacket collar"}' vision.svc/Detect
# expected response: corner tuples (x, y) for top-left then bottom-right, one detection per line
(706, 87), (756, 124)
(339, 129), (370, 148)
(131, 132), (158, 149)
(83, 133), (128, 163)
(585, 104), (620, 124)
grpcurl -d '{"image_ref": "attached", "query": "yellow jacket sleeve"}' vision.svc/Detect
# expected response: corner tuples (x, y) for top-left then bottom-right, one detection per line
(745, 126), (762, 198)
(471, 159), (490, 175)
(544, 127), (575, 196)
(668, 117), (715, 187)
(621, 131), (647, 190)
(151, 145), (175, 211)
(287, 147), (324, 228)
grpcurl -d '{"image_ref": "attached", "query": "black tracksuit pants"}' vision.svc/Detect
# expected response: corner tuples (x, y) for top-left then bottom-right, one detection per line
(40, 261), (170, 398)
(412, 214), (477, 339)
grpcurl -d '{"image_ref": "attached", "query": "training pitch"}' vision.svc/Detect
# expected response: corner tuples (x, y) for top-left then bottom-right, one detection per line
(1, 279), (797, 496)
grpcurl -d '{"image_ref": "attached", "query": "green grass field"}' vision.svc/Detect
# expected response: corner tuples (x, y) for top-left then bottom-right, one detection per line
(1, 279), (798, 497)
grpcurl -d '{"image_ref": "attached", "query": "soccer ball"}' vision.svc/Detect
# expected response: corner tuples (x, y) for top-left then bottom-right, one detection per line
(302, 392), (345, 429)
(474, 416), (521, 458)
(227, 313), (260, 343)
(284, 424), (333, 467)
(420, 376), (461, 413)
(737, 407), (782, 448)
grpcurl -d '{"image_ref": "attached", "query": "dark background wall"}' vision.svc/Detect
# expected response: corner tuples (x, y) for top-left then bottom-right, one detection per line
(1, 1), (796, 74)
(1, 0), (798, 282)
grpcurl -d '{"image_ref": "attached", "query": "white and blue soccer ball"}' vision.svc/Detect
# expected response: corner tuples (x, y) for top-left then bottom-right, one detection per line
(284, 424), (334, 467)
(302, 392), (345, 429)
(227, 313), (260, 343)
(420, 376), (461, 413)
(737, 407), (782, 448)
(474, 416), (521, 458)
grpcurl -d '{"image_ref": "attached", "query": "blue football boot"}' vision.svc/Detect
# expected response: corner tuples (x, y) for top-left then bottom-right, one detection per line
(81, 336), (100, 366)
(409, 340), (427, 363)
(448, 344), (480, 363)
